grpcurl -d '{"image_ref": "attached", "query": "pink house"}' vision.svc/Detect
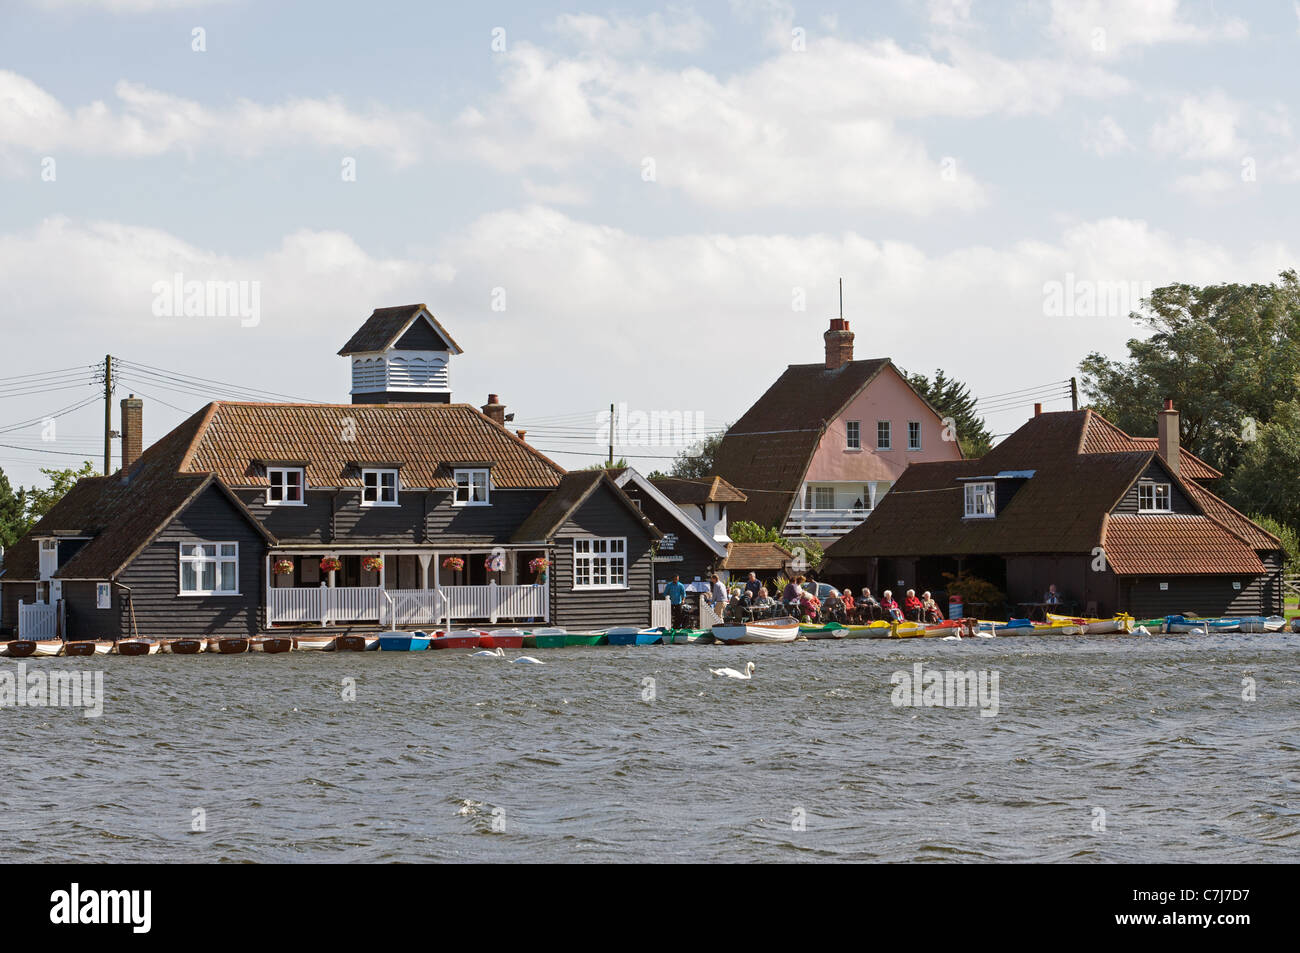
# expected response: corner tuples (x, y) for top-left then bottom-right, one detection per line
(713, 318), (964, 542)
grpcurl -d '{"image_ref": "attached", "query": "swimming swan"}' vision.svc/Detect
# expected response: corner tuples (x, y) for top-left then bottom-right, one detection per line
(511, 656), (544, 664)
(709, 662), (755, 680)
(470, 648), (506, 658)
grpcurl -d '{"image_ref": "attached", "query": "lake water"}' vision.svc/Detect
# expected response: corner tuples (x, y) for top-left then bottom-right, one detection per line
(2, 632), (1297, 863)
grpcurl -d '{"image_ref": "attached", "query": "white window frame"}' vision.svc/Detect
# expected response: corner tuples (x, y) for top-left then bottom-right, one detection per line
(572, 537), (628, 590)
(361, 468), (399, 506)
(453, 469), (491, 506)
(178, 542), (240, 596)
(908, 421), (922, 451)
(266, 467), (305, 506)
(1137, 482), (1172, 513)
(846, 420), (861, 450)
(964, 482), (996, 519)
(877, 420), (892, 450)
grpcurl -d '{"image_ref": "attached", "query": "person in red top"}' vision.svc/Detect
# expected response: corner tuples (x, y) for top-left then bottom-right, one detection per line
(880, 590), (903, 621)
(903, 589), (924, 621)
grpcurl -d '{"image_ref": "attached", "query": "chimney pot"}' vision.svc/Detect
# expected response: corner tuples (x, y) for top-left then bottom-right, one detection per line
(824, 317), (855, 370)
(1034, 403), (1042, 417)
(481, 394), (506, 426)
(1157, 401), (1180, 477)
(120, 394), (143, 470)
(515, 430), (527, 442)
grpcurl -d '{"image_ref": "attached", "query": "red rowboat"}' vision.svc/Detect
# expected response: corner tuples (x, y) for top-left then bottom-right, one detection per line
(477, 629), (525, 650)
(430, 631), (483, 650)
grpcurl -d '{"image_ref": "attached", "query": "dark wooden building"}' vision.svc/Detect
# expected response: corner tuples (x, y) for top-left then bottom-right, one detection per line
(824, 404), (1284, 619)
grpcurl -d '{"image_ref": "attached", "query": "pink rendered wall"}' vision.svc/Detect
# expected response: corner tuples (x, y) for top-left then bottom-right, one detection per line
(802, 366), (963, 483)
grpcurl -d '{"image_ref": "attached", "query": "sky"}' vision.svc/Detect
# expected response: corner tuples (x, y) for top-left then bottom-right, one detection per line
(1, 0), (1298, 490)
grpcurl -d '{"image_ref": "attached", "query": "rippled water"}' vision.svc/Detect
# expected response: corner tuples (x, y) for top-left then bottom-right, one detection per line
(2, 632), (1298, 863)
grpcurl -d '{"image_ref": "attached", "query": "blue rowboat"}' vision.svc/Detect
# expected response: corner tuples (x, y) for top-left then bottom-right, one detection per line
(1163, 615), (1240, 633)
(634, 628), (665, 645)
(603, 627), (640, 646)
(378, 631), (432, 651)
(1235, 615), (1285, 633)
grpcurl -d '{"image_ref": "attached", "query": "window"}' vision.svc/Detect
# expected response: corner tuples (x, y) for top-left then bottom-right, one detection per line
(96, 582), (111, 609)
(846, 421), (861, 450)
(908, 421), (922, 451)
(179, 542), (239, 595)
(814, 486), (834, 510)
(267, 467), (305, 505)
(362, 469), (399, 506)
(573, 537), (627, 589)
(877, 421), (891, 450)
(1138, 482), (1171, 512)
(964, 482), (996, 519)
(454, 469), (490, 506)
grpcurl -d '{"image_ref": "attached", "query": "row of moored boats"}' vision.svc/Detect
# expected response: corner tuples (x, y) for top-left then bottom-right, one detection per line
(3, 612), (1289, 657)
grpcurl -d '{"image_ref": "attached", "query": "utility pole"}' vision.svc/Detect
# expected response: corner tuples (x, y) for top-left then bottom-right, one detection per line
(103, 354), (113, 475)
(1070, 377), (1079, 411)
(608, 403), (615, 468)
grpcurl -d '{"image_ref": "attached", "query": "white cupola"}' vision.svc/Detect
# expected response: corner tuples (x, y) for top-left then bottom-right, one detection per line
(338, 304), (463, 404)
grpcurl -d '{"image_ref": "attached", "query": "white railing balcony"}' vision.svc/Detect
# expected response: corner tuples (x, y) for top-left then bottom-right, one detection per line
(267, 584), (548, 627)
(782, 507), (872, 538)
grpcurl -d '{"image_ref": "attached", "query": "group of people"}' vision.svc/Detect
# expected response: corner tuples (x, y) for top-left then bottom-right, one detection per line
(663, 572), (953, 627)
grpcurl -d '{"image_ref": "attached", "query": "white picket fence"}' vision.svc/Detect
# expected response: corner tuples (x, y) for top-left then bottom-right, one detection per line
(267, 584), (547, 627)
(18, 600), (59, 638)
(698, 594), (723, 628)
(651, 597), (672, 629)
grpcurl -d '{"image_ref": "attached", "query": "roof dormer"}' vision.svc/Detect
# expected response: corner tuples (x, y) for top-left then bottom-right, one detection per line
(338, 304), (463, 405)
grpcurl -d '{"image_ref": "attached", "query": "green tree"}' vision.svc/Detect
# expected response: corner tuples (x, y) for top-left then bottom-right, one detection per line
(1226, 400), (1300, 532)
(906, 369), (993, 458)
(1079, 272), (1300, 479)
(23, 461), (97, 529)
(1246, 513), (1300, 575)
(728, 520), (785, 544)
(0, 467), (26, 550)
(667, 427), (728, 479)
(581, 458), (629, 471)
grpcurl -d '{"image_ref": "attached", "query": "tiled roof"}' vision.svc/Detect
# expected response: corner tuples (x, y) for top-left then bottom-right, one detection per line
(721, 542), (793, 571)
(1102, 515), (1267, 575)
(1079, 410), (1221, 480)
(714, 358), (892, 528)
(827, 408), (1277, 576)
(337, 304), (462, 355)
(650, 475), (747, 504)
(511, 471), (659, 544)
(182, 402), (564, 489)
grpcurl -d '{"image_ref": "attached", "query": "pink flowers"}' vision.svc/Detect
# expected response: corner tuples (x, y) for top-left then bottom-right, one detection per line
(361, 556), (383, 573)
(319, 557), (341, 574)
(441, 556), (465, 572)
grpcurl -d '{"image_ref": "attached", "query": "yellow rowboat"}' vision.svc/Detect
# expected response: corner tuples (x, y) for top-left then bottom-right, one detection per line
(995, 620), (1082, 637)
(1047, 612), (1132, 634)
(841, 621), (894, 639)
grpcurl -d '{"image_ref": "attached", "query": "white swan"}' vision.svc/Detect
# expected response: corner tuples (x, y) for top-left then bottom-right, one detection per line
(470, 648), (506, 658)
(710, 661), (755, 680)
(941, 634), (961, 641)
(511, 656), (544, 665)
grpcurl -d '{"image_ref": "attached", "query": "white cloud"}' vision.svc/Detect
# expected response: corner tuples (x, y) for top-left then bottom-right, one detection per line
(3, 209), (1293, 484)
(926, 0), (973, 30)
(1170, 167), (1241, 195)
(1149, 91), (1245, 161)
(554, 9), (711, 54)
(1048, 0), (1247, 57)
(1082, 115), (1130, 156)
(453, 36), (1127, 213)
(0, 71), (427, 165)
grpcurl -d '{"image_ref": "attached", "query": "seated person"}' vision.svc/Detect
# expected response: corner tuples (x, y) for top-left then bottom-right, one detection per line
(822, 590), (846, 622)
(782, 576), (803, 605)
(797, 590), (821, 622)
(859, 587), (882, 621)
(750, 587), (775, 617)
(920, 590), (944, 624)
(903, 589), (924, 622)
(841, 590), (856, 617)
(1044, 583), (1061, 606)
(880, 590), (903, 622)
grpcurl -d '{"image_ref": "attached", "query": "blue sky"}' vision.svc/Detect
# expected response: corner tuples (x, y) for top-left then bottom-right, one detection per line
(1, 0), (1298, 489)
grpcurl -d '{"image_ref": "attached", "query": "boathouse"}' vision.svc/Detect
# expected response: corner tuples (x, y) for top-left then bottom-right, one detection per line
(822, 403), (1284, 619)
(0, 305), (661, 638)
(713, 317), (964, 544)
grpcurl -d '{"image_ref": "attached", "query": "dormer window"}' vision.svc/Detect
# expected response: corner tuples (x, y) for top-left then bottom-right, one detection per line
(362, 469), (399, 506)
(267, 467), (305, 506)
(964, 482), (996, 519)
(1138, 482), (1171, 513)
(453, 469), (490, 506)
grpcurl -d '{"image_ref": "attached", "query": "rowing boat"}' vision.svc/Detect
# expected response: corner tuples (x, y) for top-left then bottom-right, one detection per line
(335, 634), (379, 651)
(1163, 615), (1240, 634)
(1235, 615), (1286, 633)
(523, 627), (567, 649)
(64, 640), (114, 656)
(293, 634), (337, 651)
(207, 636), (250, 654)
(167, 637), (207, 654)
(841, 621), (894, 639)
(378, 632), (431, 651)
(254, 635), (295, 653)
(117, 638), (162, 656)
(478, 629), (526, 649)
(634, 628), (665, 645)
(661, 628), (709, 644)
(563, 632), (606, 646)
(603, 626), (641, 646)
(1046, 612), (1133, 634)
(799, 622), (848, 640)
(429, 631), (483, 650)
(711, 617), (800, 644)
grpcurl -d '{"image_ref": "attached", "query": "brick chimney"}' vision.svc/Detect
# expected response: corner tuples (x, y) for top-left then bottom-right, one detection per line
(515, 429), (527, 442)
(120, 394), (143, 469)
(481, 394), (506, 426)
(824, 318), (854, 370)
(1034, 402), (1042, 417)
(1157, 399), (1179, 477)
